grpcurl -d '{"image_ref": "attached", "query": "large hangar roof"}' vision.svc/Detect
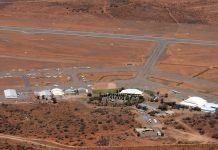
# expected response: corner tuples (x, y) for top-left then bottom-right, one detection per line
(180, 96), (207, 107)
(51, 88), (64, 96)
(120, 89), (143, 95)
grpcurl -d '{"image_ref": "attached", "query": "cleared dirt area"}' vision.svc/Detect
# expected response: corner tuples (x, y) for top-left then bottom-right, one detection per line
(79, 72), (136, 82)
(174, 24), (218, 41)
(0, 57), (61, 71)
(0, 31), (154, 71)
(0, 77), (23, 88)
(0, 1), (218, 41)
(157, 64), (206, 77)
(157, 44), (218, 81)
(147, 75), (218, 96)
(197, 68), (218, 82)
(0, 138), (44, 150)
(148, 75), (183, 87)
(0, 139), (217, 150)
(28, 75), (71, 87)
(92, 82), (117, 90)
(180, 82), (218, 96)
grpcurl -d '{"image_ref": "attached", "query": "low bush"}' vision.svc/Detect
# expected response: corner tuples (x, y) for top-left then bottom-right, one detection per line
(144, 90), (154, 97)
(96, 136), (109, 146)
(158, 104), (168, 111)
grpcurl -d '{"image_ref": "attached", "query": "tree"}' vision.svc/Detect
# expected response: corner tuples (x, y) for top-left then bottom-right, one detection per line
(164, 93), (168, 98)
(52, 98), (57, 104)
(139, 96), (145, 101)
(87, 93), (92, 97)
(118, 87), (125, 92)
(160, 98), (164, 104)
(158, 104), (168, 111)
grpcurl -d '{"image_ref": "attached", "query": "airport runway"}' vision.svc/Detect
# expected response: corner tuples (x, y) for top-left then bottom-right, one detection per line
(0, 25), (218, 102)
(0, 26), (218, 45)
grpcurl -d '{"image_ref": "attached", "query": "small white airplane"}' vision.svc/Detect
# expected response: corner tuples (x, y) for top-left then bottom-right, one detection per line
(171, 90), (181, 94)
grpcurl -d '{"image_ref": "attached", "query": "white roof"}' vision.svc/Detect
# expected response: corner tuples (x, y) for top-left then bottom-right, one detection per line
(34, 90), (52, 97)
(51, 88), (64, 96)
(120, 89), (143, 95)
(78, 88), (88, 93)
(203, 103), (218, 108)
(64, 88), (78, 94)
(180, 96), (207, 107)
(201, 103), (218, 113)
(4, 89), (17, 99)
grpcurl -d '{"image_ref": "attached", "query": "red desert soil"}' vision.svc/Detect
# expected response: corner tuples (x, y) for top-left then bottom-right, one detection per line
(156, 64), (206, 77)
(0, 138), (47, 150)
(197, 68), (218, 82)
(148, 75), (183, 87)
(158, 110), (218, 145)
(157, 43), (218, 81)
(0, 31), (154, 71)
(0, 101), (217, 150)
(180, 82), (218, 96)
(92, 82), (117, 90)
(0, 77), (23, 88)
(28, 75), (72, 87)
(182, 113), (218, 139)
(0, 1), (218, 40)
(79, 72), (136, 82)
(0, 101), (165, 147)
(0, 139), (217, 150)
(147, 75), (218, 96)
(0, 57), (62, 71)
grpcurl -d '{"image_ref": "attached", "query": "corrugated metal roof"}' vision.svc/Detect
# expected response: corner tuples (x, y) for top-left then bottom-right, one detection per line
(4, 89), (17, 99)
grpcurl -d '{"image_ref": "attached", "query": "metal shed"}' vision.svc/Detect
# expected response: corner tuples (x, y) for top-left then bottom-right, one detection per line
(4, 89), (18, 99)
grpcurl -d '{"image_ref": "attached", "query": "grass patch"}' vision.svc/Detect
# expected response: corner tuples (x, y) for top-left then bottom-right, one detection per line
(144, 90), (155, 96)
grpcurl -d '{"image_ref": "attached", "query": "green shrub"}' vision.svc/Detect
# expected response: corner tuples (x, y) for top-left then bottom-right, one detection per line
(144, 90), (155, 97)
